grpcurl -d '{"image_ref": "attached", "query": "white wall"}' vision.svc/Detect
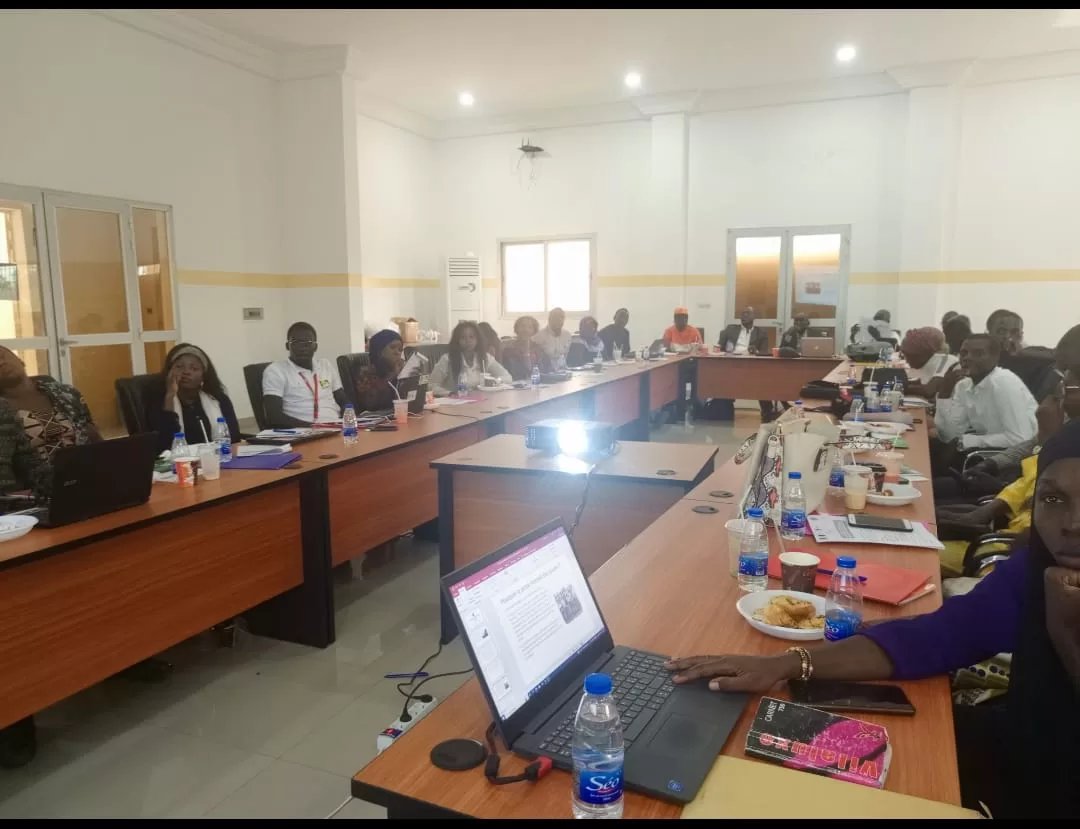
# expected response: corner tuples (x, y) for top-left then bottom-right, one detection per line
(0, 10), (285, 417)
(355, 115), (440, 332)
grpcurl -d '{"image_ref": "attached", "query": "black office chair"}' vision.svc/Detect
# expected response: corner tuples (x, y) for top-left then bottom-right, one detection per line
(243, 362), (272, 432)
(335, 353), (371, 408)
(114, 373), (162, 435)
(408, 343), (449, 365)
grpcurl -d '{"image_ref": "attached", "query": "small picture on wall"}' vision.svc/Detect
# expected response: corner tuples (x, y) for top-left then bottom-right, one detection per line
(0, 264), (18, 302)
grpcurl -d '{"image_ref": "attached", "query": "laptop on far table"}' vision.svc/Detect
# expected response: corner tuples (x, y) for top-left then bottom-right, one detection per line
(441, 519), (748, 804)
(801, 336), (835, 358)
(21, 433), (159, 527)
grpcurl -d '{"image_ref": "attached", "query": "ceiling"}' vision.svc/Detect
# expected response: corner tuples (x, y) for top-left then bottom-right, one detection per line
(179, 9), (1080, 121)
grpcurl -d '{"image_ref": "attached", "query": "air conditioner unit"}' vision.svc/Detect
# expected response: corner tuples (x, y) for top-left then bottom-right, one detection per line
(446, 255), (482, 332)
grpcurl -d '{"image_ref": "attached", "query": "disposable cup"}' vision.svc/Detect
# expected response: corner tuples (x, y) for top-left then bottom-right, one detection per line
(725, 518), (747, 577)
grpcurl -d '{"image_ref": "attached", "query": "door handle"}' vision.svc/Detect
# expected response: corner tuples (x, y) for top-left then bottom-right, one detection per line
(58, 338), (76, 347)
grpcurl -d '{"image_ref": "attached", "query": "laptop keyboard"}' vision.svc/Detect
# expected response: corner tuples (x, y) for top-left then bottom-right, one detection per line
(537, 650), (675, 759)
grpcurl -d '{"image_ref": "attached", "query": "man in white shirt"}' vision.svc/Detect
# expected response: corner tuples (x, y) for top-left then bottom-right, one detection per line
(934, 333), (1037, 451)
(262, 321), (347, 427)
(532, 307), (572, 370)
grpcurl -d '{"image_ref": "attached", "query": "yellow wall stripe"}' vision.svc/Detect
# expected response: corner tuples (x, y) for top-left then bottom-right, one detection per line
(179, 269), (1078, 291)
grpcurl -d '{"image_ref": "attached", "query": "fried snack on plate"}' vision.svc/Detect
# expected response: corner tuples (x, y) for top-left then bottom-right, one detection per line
(753, 596), (825, 630)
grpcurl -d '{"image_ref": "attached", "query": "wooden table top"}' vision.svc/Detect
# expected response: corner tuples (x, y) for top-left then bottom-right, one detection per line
(431, 434), (717, 485)
(695, 352), (845, 365)
(353, 395), (960, 816)
(0, 358), (687, 570)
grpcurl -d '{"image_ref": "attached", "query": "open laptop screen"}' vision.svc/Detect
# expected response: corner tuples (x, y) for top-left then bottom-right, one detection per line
(446, 525), (606, 721)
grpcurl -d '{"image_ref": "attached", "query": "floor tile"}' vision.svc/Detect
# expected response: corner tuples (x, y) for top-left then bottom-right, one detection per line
(333, 797), (388, 819)
(205, 760), (351, 819)
(0, 726), (271, 818)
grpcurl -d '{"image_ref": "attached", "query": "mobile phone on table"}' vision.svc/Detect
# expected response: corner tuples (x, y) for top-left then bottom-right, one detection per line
(847, 514), (912, 532)
(369, 424), (398, 432)
(788, 679), (916, 716)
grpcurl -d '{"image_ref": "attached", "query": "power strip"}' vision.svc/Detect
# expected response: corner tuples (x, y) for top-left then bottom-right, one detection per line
(376, 697), (438, 755)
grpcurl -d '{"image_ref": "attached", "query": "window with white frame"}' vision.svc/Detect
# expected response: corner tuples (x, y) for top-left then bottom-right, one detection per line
(501, 237), (593, 316)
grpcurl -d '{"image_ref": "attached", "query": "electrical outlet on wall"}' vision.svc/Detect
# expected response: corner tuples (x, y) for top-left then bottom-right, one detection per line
(242, 307), (264, 321)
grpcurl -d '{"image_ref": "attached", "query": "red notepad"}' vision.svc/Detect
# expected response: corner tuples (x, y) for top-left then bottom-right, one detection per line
(767, 552), (933, 607)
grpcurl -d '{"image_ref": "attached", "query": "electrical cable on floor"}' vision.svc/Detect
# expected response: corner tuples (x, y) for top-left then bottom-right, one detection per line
(324, 795), (353, 819)
(393, 643), (444, 701)
(567, 463), (598, 539)
(398, 668), (475, 722)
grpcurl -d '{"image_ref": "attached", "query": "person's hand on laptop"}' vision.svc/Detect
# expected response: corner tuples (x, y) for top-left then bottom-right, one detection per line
(664, 653), (798, 692)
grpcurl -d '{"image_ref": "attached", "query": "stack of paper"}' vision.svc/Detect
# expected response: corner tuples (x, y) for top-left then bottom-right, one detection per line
(807, 515), (944, 550)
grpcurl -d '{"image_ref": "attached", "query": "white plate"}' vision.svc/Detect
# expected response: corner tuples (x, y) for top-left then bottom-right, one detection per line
(866, 483), (922, 507)
(735, 589), (827, 641)
(0, 514), (38, 542)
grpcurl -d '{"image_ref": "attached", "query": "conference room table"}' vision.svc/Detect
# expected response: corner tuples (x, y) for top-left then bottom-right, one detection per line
(0, 355), (684, 732)
(694, 352), (843, 402)
(350, 360), (961, 818)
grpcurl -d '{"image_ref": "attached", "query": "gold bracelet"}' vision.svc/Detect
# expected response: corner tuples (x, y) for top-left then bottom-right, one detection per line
(786, 646), (813, 681)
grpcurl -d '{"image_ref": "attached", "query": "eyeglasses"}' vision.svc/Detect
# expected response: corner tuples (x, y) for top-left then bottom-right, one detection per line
(288, 338), (317, 346)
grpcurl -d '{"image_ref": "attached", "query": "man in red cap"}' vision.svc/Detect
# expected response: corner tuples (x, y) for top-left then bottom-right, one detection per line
(662, 307), (703, 348)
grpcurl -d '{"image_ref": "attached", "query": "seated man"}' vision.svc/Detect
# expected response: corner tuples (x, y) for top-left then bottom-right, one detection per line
(778, 313), (810, 354)
(262, 321), (347, 427)
(934, 333), (1037, 456)
(599, 308), (631, 360)
(717, 306), (775, 421)
(661, 307), (702, 349)
(567, 316), (604, 367)
(901, 327), (958, 400)
(987, 309), (1059, 402)
(533, 307), (571, 371)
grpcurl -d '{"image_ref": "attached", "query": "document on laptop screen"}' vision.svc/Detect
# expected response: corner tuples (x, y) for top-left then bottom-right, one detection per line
(448, 527), (605, 720)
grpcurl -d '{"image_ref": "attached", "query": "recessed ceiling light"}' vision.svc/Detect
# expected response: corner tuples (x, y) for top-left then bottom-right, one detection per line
(458, 91), (475, 107)
(835, 45), (857, 63)
(624, 71), (642, 90)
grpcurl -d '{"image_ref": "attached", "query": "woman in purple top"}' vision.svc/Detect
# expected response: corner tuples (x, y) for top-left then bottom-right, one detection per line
(666, 418), (1080, 818)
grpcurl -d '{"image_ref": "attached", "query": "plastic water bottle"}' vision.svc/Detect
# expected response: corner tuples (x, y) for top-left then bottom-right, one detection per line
(850, 395), (865, 422)
(879, 382), (893, 413)
(572, 673), (624, 820)
(793, 400), (805, 419)
(170, 432), (189, 459)
(824, 555), (864, 641)
(826, 446), (845, 500)
(531, 363), (541, 389)
(342, 404), (359, 446)
(864, 383), (879, 413)
(780, 472), (807, 542)
(456, 369), (468, 397)
(213, 417), (232, 464)
(737, 507), (769, 592)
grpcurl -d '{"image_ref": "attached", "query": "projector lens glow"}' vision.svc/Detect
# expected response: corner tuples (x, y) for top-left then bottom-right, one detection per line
(557, 421), (588, 457)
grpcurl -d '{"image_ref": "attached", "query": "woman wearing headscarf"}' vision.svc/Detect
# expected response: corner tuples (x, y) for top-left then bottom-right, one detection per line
(901, 326), (958, 400)
(665, 417), (1080, 817)
(567, 316), (604, 367)
(354, 329), (406, 412)
(144, 343), (241, 452)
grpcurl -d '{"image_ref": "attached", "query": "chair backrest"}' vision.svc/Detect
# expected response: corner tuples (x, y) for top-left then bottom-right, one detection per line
(335, 353), (371, 407)
(114, 373), (161, 436)
(243, 362), (272, 431)
(407, 343), (449, 365)
(1003, 346), (1058, 401)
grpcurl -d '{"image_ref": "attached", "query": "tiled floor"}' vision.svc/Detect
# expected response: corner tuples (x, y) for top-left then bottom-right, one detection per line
(0, 414), (758, 818)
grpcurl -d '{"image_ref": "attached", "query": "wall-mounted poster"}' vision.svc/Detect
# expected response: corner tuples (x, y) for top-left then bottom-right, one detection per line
(794, 264), (840, 307)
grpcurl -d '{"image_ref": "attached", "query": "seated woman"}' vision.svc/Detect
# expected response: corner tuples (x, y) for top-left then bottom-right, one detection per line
(144, 344), (241, 452)
(665, 418), (1080, 818)
(354, 329), (406, 412)
(477, 321), (503, 364)
(900, 327), (958, 400)
(500, 316), (542, 380)
(0, 346), (101, 461)
(429, 321), (511, 396)
(567, 316), (604, 367)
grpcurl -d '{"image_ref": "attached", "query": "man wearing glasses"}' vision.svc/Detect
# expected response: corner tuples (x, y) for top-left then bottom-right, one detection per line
(262, 321), (347, 427)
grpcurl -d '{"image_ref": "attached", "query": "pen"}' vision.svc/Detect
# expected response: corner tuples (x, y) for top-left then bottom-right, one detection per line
(817, 567), (868, 583)
(383, 671), (430, 680)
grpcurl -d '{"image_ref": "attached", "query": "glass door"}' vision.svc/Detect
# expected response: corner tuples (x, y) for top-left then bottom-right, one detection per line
(0, 185), (57, 377)
(726, 225), (850, 350)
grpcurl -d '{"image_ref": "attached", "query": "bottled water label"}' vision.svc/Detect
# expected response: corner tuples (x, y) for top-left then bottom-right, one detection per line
(738, 553), (768, 577)
(824, 609), (861, 641)
(578, 768), (623, 805)
(780, 509), (806, 534)
(828, 468), (844, 488)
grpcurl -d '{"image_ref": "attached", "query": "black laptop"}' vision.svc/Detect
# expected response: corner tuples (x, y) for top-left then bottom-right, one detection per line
(357, 375), (428, 419)
(441, 519), (748, 804)
(34, 433), (158, 527)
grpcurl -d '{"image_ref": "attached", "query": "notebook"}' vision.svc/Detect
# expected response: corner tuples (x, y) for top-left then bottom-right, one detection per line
(223, 452), (302, 470)
(767, 552), (934, 607)
(680, 756), (982, 819)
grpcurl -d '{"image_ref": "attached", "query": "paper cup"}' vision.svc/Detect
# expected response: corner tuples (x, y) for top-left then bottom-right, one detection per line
(393, 399), (409, 425)
(780, 552), (820, 593)
(843, 466), (871, 511)
(725, 518), (747, 577)
(877, 450), (904, 483)
(771, 347), (780, 357)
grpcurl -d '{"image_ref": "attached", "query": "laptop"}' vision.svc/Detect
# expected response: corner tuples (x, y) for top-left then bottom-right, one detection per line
(23, 433), (158, 527)
(441, 519), (748, 804)
(647, 339), (667, 358)
(801, 336), (834, 358)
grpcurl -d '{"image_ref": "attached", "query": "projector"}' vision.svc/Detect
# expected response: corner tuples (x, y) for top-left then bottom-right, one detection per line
(525, 419), (616, 457)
